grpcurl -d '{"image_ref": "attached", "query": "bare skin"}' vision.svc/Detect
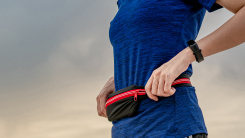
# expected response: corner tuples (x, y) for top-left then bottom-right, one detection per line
(97, 0), (245, 118)
(96, 76), (115, 118)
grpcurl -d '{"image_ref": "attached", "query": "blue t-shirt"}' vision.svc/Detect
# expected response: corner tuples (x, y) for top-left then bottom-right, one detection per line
(109, 0), (223, 137)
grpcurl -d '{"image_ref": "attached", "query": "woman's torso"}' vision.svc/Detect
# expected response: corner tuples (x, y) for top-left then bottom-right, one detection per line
(109, 0), (206, 92)
(109, 0), (208, 137)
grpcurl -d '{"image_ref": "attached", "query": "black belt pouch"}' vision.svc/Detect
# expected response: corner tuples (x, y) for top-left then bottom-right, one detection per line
(105, 73), (192, 122)
(106, 85), (147, 122)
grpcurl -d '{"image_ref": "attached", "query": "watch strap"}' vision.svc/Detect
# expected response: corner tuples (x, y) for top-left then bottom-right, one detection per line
(187, 40), (204, 63)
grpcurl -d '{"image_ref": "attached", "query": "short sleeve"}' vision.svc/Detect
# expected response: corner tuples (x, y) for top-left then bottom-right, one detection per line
(196, 0), (223, 12)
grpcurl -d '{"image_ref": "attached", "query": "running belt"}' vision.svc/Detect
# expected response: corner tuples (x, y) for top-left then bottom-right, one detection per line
(105, 73), (192, 108)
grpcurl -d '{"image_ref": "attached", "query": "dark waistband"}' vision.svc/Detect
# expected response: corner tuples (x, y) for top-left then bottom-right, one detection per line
(176, 73), (190, 80)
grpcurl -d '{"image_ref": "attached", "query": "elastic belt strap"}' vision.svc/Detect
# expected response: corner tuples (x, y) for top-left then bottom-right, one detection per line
(171, 73), (192, 88)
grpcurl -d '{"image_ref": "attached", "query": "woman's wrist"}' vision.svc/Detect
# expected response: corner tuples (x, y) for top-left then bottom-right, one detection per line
(182, 46), (196, 64)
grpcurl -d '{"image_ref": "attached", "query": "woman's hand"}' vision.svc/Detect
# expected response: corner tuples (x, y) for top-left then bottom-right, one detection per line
(96, 76), (115, 118)
(145, 47), (196, 101)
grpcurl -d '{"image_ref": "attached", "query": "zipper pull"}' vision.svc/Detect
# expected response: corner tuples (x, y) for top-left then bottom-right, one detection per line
(134, 90), (139, 101)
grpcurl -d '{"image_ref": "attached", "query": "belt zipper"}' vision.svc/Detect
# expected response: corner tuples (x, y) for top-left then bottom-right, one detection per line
(105, 89), (146, 108)
(134, 89), (146, 101)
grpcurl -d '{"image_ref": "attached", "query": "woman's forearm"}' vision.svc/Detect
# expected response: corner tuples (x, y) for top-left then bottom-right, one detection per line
(144, 1), (245, 100)
(183, 5), (245, 64)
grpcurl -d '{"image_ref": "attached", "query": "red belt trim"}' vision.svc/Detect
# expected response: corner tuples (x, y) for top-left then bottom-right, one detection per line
(105, 78), (191, 108)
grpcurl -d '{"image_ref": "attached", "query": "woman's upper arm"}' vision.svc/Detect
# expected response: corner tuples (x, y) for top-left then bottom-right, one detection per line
(216, 0), (245, 14)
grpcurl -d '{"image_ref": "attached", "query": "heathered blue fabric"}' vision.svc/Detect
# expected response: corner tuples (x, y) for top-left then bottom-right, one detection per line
(109, 0), (223, 137)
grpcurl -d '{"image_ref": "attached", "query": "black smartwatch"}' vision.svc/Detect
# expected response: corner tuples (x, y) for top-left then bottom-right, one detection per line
(187, 39), (204, 63)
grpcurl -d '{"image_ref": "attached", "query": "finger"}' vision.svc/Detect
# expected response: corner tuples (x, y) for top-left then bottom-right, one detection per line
(145, 74), (158, 101)
(151, 75), (159, 96)
(157, 73), (170, 97)
(145, 73), (153, 93)
(102, 109), (108, 118)
(97, 96), (102, 116)
(97, 95), (107, 118)
(102, 106), (108, 118)
(100, 96), (108, 118)
(100, 95), (108, 118)
(146, 88), (158, 101)
(164, 74), (176, 96)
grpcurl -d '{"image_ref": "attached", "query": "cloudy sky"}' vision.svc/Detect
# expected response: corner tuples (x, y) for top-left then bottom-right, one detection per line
(0, 0), (244, 138)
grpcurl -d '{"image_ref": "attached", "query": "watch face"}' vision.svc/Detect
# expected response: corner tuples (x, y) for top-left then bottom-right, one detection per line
(190, 43), (199, 52)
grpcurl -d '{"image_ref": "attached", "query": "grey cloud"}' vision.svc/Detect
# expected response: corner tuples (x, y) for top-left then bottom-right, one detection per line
(0, 1), (245, 138)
